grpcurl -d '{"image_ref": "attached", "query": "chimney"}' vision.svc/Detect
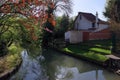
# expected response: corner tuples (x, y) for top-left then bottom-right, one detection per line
(95, 12), (98, 28)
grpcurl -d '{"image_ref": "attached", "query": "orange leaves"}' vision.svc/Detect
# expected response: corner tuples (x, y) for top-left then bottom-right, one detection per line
(32, 35), (38, 41)
(14, 0), (19, 3)
(47, 14), (56, 27)
(30, 27), (38, 41)
(24, 24), (31, 29)
(48, 18), (56, 27)
(39, 1), (43, 5)
(22, 0), (25, 7)
(50, 3), (55, 9)
(1, 0), (56, 34)
(33, 0), (43, 6)
(44, 14), (48, 19)
(48, 18), (53, 23)
(52, 20), (56, 27)
(0, 4), (11, 14)
(22, 22), (38, 41)
(35, 0), (39, 5)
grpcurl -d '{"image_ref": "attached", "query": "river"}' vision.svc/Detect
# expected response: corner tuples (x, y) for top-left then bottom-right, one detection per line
(9, 48), (120, 80)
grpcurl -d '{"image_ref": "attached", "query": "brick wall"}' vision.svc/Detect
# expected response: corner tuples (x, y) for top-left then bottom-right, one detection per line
(83, 28), (111, 41)
(89, 33), (111, 40)
(83, 32), (89, 41)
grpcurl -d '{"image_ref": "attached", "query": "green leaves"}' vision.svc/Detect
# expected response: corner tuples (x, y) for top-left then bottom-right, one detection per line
(104, 0), (120, 22)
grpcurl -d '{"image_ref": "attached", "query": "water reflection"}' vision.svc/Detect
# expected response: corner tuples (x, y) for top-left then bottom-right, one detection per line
(9, 48), (120, 80)
(10, 50), (48, 80)
(43, 49), (120, 80)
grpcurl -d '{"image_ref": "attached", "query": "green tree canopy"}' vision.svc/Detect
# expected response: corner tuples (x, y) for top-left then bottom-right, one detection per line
(104, 0), (120, 52)
(104, 0), (120, 22)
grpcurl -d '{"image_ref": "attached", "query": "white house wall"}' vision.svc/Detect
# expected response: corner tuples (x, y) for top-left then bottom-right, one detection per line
(65, 31), (70, 41)
(75, 15), (92, 30)
(65, 31), (83, 43)
(94, 24), (109, 32)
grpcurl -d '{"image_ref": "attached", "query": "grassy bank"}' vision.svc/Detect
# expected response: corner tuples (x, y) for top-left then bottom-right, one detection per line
(0, 43), (22, 76)
(62, 40), (112, 62)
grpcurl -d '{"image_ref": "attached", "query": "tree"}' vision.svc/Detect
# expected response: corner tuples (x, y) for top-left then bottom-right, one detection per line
(68, 17), (74, 30)
(104, 0), (120, 22)
(42, 0), (72, 47)
(104, 0), (120, 52)
(53, 15), (69, 39)
(0, 0), (44, 56)
(0, 0), (72, 48)
(0, 14), (13, 56)
(60, 15), (69, 32)
(53, 15), (74, 40)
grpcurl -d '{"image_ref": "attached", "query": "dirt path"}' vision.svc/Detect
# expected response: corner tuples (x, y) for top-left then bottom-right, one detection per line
(105, 55), (120, 59)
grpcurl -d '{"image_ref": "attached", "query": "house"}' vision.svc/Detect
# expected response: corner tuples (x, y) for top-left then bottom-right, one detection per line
(65, 12), (111, 43)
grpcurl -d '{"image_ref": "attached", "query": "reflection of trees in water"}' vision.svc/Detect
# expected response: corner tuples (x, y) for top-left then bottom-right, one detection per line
(42, 49), (102, 80)
(26, 45), (42, 59)
(102, 70), (120, 80)
(42, 49), (60, 80)
(10, 50), (48, 80)
(10, 49), (120, 80)
(42, 49), (120, 80)
(42, 49), (75, 80)
(55, 66), (74, 79)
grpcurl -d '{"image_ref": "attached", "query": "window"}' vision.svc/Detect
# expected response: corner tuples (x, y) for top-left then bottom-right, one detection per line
(92, 23), (95, 28)
(97, 23), (99, 27)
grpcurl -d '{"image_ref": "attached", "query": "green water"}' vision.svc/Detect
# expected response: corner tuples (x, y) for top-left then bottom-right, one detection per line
(9, 48), (120, 80)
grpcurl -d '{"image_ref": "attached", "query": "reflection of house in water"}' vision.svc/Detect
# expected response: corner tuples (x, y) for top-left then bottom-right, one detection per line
(55, 61), (120, 80)
(55, 59), (120, 80)
(43, 50), (105, 80)
(55, 66), (106, 80)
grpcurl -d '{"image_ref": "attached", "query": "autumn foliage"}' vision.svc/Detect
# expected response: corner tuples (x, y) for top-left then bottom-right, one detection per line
(0, 0), (71, 46)
(0, 0), (58, 41)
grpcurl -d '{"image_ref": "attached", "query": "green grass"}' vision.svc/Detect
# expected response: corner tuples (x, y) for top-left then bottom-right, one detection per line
(63, 47), (108, 62)
(90, 48), (111, 55)
(85, 39), (112, 49)
(62, 40), (112, 62)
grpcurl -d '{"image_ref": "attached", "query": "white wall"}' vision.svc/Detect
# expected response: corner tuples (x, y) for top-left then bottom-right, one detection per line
(74, 14), (109, 31)
(75, 15), (92, 30)
(65, 31), (83, 43)
(94, 24), (109, 32)
(65, 31), (70, 41)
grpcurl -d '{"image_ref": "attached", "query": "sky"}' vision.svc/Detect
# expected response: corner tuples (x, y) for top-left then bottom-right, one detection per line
(60, 0), (107, 21)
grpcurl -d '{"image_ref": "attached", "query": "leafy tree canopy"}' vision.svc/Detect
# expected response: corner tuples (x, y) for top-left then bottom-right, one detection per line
(104, 0), (120, 22)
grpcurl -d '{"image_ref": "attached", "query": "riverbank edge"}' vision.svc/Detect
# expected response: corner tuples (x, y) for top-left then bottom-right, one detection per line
(49, 46), (106, 66)
(0, 57), (22, 80)
(48, 46), (120, 75)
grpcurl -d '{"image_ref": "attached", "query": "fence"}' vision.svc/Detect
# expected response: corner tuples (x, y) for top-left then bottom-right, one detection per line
(83, 32), (111, 41)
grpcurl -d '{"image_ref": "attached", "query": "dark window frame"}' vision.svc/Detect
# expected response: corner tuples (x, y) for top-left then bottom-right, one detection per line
(92, 22), (95, 28)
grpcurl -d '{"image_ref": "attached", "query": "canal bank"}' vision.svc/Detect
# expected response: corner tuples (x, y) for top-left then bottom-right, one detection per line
(48, 46), (120, 75)
(48, 39), (120, 75)
(0, 59), (22, 80)
(0, 44), (23, 80)
(48, 46), (105, 65)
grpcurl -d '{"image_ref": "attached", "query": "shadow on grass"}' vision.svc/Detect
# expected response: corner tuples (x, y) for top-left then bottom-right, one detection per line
(62, 40), (112, 62)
